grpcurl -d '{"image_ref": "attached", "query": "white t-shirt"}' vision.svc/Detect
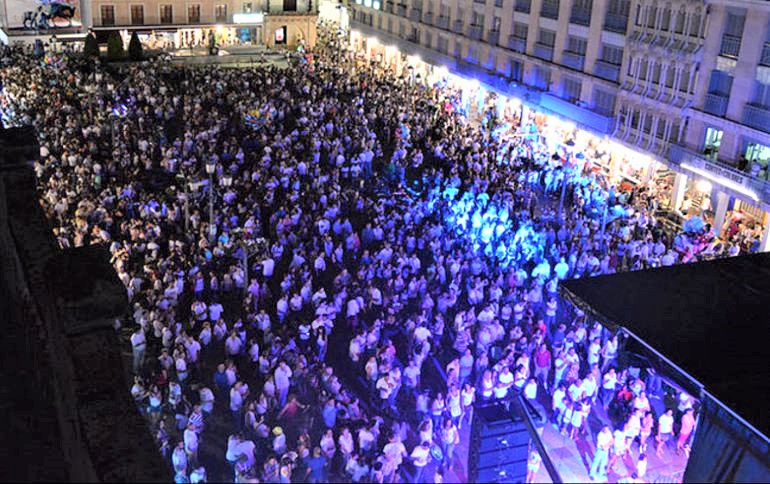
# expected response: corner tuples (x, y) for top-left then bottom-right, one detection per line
(659, 413), (674, 434)
(410, 445), (430, 467)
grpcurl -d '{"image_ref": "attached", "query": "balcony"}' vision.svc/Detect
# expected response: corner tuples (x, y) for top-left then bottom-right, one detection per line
(669, 144), (770, 205)
(603, 12), (628, 34)
(495, 0), (503, 6)
(540, 2), (559, 20)
(760, 43), (770, 66)
(487, 31), (500, 46)
(384, 2), (394, 13)
(507, 36), (526, 53)
(468, 25), (482, 40)
(514, 0), (531, 13)
(397, 4), (407, 16)
(561, 51), (585, 71)
(719, 34), (741, 58)
(570, 6), (591, 26)
(436, 15), (449, 29)
(422, 11), (433, 25)
(533, 43), (554, 61)
(743, 104), (770, 134)
(594, 60), (620, 82)
(409, 8), (421, 21)
(453, 20), (464, 34)
(703, 93), (729, 117)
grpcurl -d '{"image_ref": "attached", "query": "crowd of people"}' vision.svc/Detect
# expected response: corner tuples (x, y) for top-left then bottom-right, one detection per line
(0, 21), (712, 483)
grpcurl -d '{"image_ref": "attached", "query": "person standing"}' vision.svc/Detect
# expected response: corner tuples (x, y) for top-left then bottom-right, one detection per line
(656, 409), (674, 457)
(409, 441), (431, 484)
(274, 361), (293, 408)
(677, 408), (696, 455)
(440, 419), (459, 473)
(131, 326), (147, 374)
(589, 426), (613, 481)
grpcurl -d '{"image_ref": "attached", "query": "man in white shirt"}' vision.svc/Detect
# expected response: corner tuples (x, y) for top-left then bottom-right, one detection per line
(589, 426), (613, 480)
(130, 326), (146, 374)
(184, 422), (199, 467)
(410, 441), (431, 483)
(274, 361), (293, 407)
(656, 409), (674, 457)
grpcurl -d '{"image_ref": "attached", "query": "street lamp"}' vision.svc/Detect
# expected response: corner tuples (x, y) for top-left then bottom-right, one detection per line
(206, 161), (216, 242)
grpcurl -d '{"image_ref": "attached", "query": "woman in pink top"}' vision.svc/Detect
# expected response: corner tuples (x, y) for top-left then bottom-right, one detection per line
(677, 408), (696, 454)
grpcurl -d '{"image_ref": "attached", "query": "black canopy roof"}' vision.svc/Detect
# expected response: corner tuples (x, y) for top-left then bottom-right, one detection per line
(561, 253), (770, 440)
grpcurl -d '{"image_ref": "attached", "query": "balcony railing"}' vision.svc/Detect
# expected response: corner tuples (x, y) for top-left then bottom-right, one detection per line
(495, 0), (503, 6)
(594, 60), (620, 82)
(453, 20), (464, 34)
(397, 4), (407, 16)
(514, 0), (531, 13)
(487, 30), (500, 46)
(719, 34), (741, 58)
(384, 2), (394, 13)
(570, 6), (591, 26)
(540, 1), (559, 19)
(703, 93), (729, 117)
(507, 35), (526, 53)
(669, 144), (770, 205)
(604, 12), (628, 34)
(761, 43), (770, 67)
(533, 43), (554, 61)
(468, 25), (482, 40)
(409, 8), (421, 21)
(743, 104), (770, 134)
(436, 15), (449, 29)
(561, 51), (585, 71)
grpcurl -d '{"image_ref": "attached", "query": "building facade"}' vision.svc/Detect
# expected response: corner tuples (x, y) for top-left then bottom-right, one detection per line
(89, 0), (317, 47)
(348, 0), (770, 250)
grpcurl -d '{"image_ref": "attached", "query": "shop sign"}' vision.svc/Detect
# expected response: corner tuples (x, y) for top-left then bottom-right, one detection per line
(233, 12), (264, 24)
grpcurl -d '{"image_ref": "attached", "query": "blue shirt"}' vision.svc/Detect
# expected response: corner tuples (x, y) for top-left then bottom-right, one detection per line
(322, 404), (337, 428)
(304, 456), (327, 480)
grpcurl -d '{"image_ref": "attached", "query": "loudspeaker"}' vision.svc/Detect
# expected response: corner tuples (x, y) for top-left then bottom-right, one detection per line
(469, 402), (530, 484)
(475, 461), (527, 483)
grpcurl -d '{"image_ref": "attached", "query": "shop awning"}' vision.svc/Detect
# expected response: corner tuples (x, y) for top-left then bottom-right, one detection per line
(561, 253), (770, 440)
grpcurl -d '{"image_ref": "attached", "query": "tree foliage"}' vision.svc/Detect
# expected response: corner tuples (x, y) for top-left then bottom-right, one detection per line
(128, 31), (143, 61)
(106, 31), (124, 61)
(84, 33), (100, 58)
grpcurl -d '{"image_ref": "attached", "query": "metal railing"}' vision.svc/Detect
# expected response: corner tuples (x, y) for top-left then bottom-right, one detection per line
(468, 25), (482, 40)
(409, 8), (421, 21)
(435, 15), (449, 29)
(453, 20), (464, 34)
(422, 11), (433, 24)
(594, 60), (620, 82)
(533, 43), (554, 61)
(719, 34), (741, 58)
(743, 103), (770, 134)
(487, 30), (500, 46)
(570, 6), (591, 26)
(703, 93), (729, 117)
(604, 12), (628, 33)
(507, 35), (526, 53)
(561, 51), (585, 70)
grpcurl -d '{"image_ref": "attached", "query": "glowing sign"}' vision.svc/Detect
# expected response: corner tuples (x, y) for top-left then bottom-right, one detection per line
(233, 12), (264, 23)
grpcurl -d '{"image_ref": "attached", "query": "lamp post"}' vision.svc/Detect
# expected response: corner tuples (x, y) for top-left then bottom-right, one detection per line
(206, 161), (216, 243)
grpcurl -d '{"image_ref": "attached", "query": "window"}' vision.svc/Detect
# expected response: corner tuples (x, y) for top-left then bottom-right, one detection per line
(724, 12), (746, 37)
(100, 5), (115, 26)
(514, 0), (531, 14)
(243, 2), (253, 12)
(538, 29), (556, 47)
(159, 4), (173, 24)
(424, 31), (432, 47)
(471, 11), (484, 27)
(492, 16), (501, 31)
(646, 6), (657, 28)
(674, 10), (685, 34)
(745, 142), (770, 164)
(437, 36), (449, 54)
(600, 44), (623, 65)
(752, 81), (770, 108)
(562, 77), (582, 102)
(533, 66), (551, 90)
(708, 70), (733, 96)
(215, 4), (228, 22)
(130, 5), (144, 25)
(570, 0), (592, 26)
(660, 8), (670, 31)
(188, 4), (200, 23)
(689, 14), (701, 37)
(540, 0), (559, 19)
(593, 88), (616, 116)
(398, 21), (406, 37)
(468, 45), (479, 64)
(703, 127), (723, 158)
(510, 59), (523, 82)
(512, 22), (527, 39)
(566, 36), (587, 55)
(454, 39), (462, 58)
(604, 0), (630, 33)
(439, 2), (449, 18)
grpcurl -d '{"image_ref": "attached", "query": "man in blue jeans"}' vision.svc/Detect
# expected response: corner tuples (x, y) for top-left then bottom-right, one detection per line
(589, 426), (613, 480)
